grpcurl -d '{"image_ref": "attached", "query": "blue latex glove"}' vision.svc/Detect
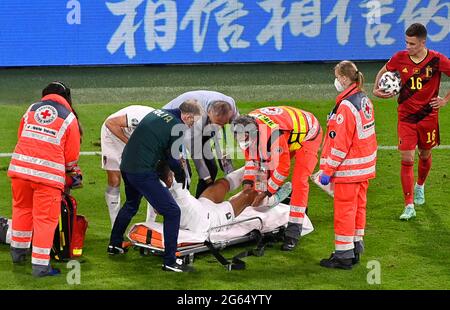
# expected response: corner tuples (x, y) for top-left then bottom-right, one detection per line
(320, 174), (331, 186)
(65, 165), (83, 189)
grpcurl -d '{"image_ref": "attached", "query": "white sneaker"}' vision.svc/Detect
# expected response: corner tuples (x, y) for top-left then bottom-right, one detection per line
(162, 258), (194, 272)
(414, 183), (425, 205)
(399, 204), (416, 221)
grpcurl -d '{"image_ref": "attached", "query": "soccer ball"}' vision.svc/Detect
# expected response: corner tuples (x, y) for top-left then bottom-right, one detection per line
(378, 71), (401, 95)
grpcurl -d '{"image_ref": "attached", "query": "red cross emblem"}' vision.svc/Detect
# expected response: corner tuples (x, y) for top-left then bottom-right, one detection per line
(361, 99), (372, 120)
(34, 105), (57, 124)
(40, 109), (51, 119)
(260, 107), (283, 115)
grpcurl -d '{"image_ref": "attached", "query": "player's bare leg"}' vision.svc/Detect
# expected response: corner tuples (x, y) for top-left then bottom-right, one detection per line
(107, 170), (121, 188)
(200, 177), (258, 216)
(229, 189), (259, 217)
(200, 179), (230, 203)
(200, 167), (245, 203)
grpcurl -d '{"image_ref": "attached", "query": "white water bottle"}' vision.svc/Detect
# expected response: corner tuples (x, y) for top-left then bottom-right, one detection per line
(221, 154), (234, 175)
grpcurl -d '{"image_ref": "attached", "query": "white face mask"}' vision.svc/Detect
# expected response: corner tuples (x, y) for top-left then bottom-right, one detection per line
(334, 78), (345, 92)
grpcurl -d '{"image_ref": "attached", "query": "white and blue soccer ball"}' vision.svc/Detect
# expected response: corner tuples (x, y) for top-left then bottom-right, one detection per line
(378, 71), (401, 95)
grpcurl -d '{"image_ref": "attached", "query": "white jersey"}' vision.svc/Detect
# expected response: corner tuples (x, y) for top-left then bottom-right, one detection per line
(169, 182), (235, 233)
(104, 105), (155, 140)
(169, 182), (211, 233)
(163, 91), (239, 180)
(101, 105), (154, 170)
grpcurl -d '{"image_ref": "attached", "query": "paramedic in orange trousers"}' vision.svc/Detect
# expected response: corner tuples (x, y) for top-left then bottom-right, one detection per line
(8, 82), (82, 277)
(319, 61), (377, 269)
(232, 106), (322, 251)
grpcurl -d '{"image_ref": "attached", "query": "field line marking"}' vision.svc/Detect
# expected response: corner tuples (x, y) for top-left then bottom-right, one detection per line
(1, 145), (450, 158)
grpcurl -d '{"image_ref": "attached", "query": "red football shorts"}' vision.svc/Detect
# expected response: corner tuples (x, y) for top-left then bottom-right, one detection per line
(398, 116), (440, 151)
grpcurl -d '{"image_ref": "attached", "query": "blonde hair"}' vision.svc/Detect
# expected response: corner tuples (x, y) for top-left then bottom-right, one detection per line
(335, 60), (364, 90)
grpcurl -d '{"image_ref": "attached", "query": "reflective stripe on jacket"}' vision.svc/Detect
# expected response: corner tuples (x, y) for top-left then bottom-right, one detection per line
(8, 94), (80, 190)
(320, 84), (377, 183)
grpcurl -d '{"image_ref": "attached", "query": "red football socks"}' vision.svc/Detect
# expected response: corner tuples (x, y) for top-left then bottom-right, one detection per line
(401, 161), (414, 205)
(417, 155), (432, 186)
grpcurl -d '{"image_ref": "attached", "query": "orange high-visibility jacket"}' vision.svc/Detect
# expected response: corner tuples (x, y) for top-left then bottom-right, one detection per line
(8, 94), (81, 190)
(243, 106), (320, 194)
(320, 84), (377, 183)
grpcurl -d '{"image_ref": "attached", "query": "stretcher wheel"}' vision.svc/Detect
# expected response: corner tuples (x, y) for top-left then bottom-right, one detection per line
(139, 248), (151, 256)
(182, 254), (194, 265)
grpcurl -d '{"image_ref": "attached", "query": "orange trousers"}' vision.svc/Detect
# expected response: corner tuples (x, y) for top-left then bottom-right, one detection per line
(11, 178), (62, 266)
(333, 181), (368, 252)
(288, 129), (323, 225)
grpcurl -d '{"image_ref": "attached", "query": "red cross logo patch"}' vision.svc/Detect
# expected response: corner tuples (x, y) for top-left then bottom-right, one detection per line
(34, 105), (58, 125)
(260, 107), (283, 115)
(361, 98), (373, 120)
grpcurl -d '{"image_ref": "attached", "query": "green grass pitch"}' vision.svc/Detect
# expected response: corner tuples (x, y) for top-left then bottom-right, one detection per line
(0, 63), (449, 289)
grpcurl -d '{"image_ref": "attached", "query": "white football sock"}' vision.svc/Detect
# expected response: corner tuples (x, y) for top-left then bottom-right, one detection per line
(224, 167), (245, 191)
(415, 183), (424, 189)
(6, 219), (12, 244)
(105, 186), (121, 227)
(146, 202), (157, 223)
(255, 196), (277, 208)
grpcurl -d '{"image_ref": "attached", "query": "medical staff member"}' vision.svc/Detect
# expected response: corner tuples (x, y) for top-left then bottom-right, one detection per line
(101, 105), (155, 226)
(163, 90), (239, 197)
(232, 106), (322, 251)
(108, 100), (202, 273)
(8, 81), (82, 277)
(319, 61), (377, 269)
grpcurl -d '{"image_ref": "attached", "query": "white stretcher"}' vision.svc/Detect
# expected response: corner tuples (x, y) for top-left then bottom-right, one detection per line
(127, 203), (314, 269)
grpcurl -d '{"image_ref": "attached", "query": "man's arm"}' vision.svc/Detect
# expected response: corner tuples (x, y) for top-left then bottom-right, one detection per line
(373, 64), (396, 99)
(430, 90), (450, 109)
(105, 115), (128, 144)
(430, 54), (450, 109)
(188, 117), (213, 181)
(251, 135), (290, 207)
(266, 136), (290, 196)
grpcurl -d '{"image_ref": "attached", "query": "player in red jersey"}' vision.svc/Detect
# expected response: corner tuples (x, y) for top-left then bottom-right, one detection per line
(373, 23), (450, 220)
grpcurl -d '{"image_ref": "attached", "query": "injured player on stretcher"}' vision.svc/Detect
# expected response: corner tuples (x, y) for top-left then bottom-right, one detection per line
(155, 161), (292, 234)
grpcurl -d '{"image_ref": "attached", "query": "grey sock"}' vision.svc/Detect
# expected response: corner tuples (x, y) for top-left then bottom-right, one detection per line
(285, 222), (302, 240)
(354, 240), (365, 254)
(32, 264), (52, 277)
(10, 247), (28, 263)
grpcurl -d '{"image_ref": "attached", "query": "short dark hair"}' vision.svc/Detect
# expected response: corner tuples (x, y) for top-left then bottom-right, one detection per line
(156, 160), (171, 182)
(42, 81), (72, 104)
(231, 115), (259, 139)
(179, 100), (202, 116)
(405, 23), (427, 39)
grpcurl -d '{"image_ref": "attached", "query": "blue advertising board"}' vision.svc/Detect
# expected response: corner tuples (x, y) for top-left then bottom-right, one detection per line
(0, 0), (449, 66)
